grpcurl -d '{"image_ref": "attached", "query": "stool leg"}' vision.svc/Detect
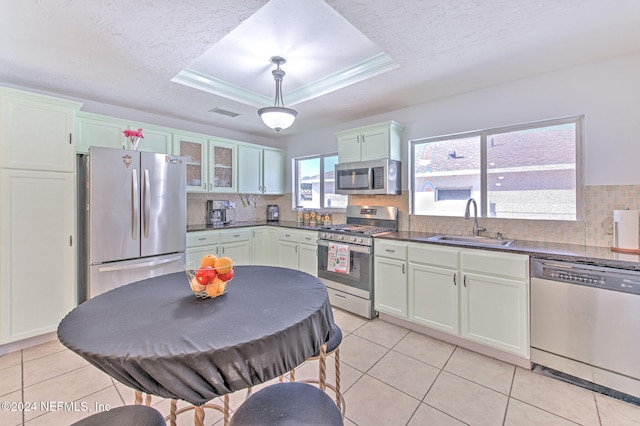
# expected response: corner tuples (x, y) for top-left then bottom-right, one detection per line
(335, 348), (342, 412)
(223, 394), (230, 426)
(289, 369), (295, 382)
(169, 400), (177, 426)
(319, 343), (327, 392)
(145, 393), (152, 406)
(134, 390), (143, 405)
(194, 405), (205, 426)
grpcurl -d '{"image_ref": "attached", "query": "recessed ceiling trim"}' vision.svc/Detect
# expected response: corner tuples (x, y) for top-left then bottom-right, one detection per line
(172, 52), (399, 108)
(286, 53), (400, 106)
(171, 68), (271, 108)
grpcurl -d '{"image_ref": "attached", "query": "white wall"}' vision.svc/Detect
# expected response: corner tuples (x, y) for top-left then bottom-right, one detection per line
(283, 51), (640, 188)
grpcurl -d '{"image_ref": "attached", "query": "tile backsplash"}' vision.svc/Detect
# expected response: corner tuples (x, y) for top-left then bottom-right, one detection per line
(188, 184), (640, 248)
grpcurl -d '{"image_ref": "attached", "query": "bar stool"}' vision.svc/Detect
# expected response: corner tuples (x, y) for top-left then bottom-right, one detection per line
(229, 382), (343, 426)
(293, 324), (344, 416)
(71, 405), (166, 425)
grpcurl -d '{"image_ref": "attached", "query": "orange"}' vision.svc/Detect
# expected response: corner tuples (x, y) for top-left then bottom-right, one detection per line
(214, 257), (233, 275)
(200, 254), (218, 267)
(190, 277), (205, 292)
(206, 278), (225, 297)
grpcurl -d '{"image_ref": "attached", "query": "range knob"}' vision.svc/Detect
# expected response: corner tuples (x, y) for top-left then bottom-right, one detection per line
(350, 236), (357, 242)
(358, 237), (364, 244)
(338, 235), (344, 241)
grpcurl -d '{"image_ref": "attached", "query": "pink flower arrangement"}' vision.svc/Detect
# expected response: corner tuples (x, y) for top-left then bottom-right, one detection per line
(123, 128), (144, 139)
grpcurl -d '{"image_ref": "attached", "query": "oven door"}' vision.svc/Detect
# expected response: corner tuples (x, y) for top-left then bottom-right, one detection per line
(317, 240), (372, 293)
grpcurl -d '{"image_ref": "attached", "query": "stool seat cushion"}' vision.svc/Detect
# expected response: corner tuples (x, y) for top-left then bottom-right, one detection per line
(230, 382), (343, 426)
(313, 325), (342, 356)
(71, 405), (166, 426)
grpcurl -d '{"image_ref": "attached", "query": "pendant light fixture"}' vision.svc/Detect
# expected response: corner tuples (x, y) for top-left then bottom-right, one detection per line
(258, 56), (297, 133)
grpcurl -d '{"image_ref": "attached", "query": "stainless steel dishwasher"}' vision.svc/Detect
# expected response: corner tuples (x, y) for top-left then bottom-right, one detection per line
(530, 258), (640, 403)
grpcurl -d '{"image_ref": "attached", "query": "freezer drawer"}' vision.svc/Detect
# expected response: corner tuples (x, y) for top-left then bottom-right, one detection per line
(84, 253), (185, 302)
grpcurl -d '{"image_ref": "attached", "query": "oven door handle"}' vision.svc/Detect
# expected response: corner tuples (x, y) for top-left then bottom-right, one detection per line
(317, 239), (371, 254)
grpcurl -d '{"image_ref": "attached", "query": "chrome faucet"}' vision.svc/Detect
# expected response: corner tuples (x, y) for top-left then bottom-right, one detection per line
(464, 198), (486, 236)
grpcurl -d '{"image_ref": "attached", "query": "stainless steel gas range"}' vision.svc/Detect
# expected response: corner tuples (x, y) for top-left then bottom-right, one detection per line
(317, 205), (398, 318)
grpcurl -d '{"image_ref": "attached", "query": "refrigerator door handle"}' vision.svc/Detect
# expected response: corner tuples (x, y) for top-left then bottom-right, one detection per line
(132, 169), (139, 240)
(143, 169), (150, 238)
(97, 255), (183, 272)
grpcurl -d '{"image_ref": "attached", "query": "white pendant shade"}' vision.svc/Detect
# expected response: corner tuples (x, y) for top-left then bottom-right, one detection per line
(259, 56), (297, 133)
(258, 107), (297, 132)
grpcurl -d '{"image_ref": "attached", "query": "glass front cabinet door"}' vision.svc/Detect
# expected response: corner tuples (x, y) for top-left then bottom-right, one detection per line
(173, 133), (207, 192)
(208, 139), (237, 193)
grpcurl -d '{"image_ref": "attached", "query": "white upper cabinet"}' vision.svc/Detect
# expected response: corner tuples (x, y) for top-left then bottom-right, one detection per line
(1, 88), (80, 172)
(77, 112), (172, 154)
(173, 132), (208, 192)
(336, 121), (403, 163)
(209, 138), (237, 193)
(77, 113), (125, 152)
(238, 145), (285, 195)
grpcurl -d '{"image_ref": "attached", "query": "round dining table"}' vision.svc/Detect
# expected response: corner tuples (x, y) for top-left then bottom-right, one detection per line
(58, 265), (336, 425)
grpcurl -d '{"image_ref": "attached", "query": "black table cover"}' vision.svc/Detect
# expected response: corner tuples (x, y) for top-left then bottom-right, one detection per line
(58, 266), (335, 406)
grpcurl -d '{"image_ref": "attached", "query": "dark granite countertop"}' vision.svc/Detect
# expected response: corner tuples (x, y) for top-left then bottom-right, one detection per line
(378, 231), (640, 271)
(187, 220), (324, 233)
(188, 223), (640, 271)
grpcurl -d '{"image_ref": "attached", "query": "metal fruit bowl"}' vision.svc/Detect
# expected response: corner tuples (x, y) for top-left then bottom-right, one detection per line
(184, 261), (235, 299)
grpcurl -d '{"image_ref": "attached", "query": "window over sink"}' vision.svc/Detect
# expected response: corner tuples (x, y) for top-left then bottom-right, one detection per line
(411, 116), (583, 220)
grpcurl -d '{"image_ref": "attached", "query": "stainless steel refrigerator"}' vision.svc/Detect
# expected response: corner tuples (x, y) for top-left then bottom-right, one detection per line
(77, 146), (186, 302)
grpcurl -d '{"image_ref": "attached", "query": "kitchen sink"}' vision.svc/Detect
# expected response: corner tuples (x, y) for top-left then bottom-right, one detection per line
(426, 234), (514, 247)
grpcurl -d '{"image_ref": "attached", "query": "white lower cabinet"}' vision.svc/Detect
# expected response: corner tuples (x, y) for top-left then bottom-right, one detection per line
(460, 250), (529, 357)
(374, 240), (408, 318)
(0, 170), (76, 344)
(408, 245), (460, 334)
(186, 229), (251, 266)
(274, 229), (318, 276)
(298, 242), (318, 276)
(378, 239), (530, 357)
(250, 227), (271, 265)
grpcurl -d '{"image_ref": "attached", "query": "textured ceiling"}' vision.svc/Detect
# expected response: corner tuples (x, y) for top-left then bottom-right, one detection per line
(1, 0), (640, 138)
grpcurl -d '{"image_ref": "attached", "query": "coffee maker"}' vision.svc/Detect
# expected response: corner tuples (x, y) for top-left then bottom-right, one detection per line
(267, 205), (279, 221)
(206, 200), (227, 226)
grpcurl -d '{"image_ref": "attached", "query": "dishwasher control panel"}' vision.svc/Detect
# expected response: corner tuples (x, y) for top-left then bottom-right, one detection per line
(546, 270), (606, 286)
(531, 259), (640, 295)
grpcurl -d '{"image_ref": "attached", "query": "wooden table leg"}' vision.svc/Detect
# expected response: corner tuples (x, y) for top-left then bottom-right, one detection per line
(134, 390), (142, 405)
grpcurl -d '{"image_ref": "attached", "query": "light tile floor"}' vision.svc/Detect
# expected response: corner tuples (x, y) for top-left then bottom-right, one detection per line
(1, 308), (639, 425)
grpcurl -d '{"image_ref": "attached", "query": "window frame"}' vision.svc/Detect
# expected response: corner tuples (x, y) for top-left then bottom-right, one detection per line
(292, 152), (347, 210)
(410, 115), (584, 220)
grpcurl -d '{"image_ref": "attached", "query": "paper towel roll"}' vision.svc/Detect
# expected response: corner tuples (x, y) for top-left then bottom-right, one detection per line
(613, 210), (640, 250)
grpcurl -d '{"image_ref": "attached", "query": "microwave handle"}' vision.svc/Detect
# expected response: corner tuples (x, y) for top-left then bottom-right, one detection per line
(369, 167), (374, 190)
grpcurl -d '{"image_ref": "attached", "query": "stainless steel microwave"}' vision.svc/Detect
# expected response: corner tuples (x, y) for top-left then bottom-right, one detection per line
(335, 159), (401, 195)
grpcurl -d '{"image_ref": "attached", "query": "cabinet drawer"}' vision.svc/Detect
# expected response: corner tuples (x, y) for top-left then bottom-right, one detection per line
(187, 231), (220, 248)
(408, 244), (459, 268)
(297, 231), (318, 245)
(461, 249), (529, 280)
(220, 229), (251, 244)
(375, 240), (407, 260)
(278, 229), (299, 242)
